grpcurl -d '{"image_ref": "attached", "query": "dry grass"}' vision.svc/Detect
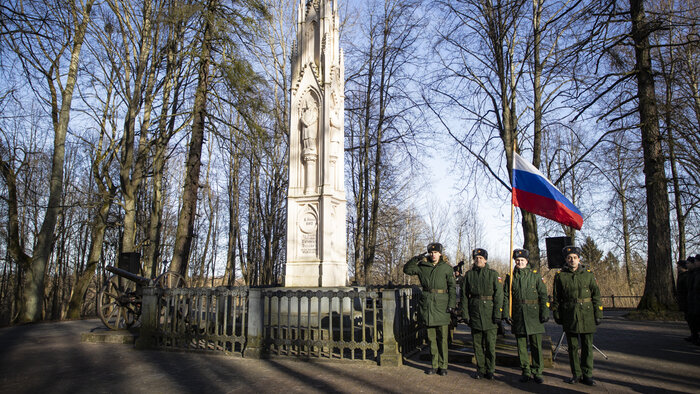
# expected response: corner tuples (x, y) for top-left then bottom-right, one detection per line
(624, 309), (685, 321)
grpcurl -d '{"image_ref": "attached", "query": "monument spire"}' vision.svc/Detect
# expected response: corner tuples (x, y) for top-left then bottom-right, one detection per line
(286, 0), (346, 287)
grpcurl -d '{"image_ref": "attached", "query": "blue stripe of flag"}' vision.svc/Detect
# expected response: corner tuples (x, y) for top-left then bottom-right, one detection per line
(512, 169), (582, 217)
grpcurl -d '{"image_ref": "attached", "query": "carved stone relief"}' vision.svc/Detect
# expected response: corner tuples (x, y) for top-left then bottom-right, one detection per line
(300, 96), (318, 155)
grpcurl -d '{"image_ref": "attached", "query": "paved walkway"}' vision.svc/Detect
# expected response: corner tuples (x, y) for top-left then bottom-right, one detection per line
(0, 311), (698, 393)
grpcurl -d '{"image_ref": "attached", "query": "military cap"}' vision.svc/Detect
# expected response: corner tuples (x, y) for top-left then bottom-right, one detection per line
(513, 248), (529, 260)
(472, 248), (488, 260)
(687, 255), (696, 263)
(677, 260), (687, 268)
(427, 242), (443, 253)
(562, 245), (582, 257)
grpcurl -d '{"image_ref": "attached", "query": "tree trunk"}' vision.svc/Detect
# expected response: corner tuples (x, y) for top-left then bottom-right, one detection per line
(630, 0), (675, 311)
(223, 141), (240, 287)
(118, 1), (157, 255)
(144, 13), (184, 278)
(170, 0), (215, 276)
(67, 196), (111, 319)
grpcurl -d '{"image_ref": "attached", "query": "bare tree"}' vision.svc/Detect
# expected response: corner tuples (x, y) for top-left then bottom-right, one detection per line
(345, 0), (428, 284)
(1, 0), (97, 322)
(66, 68), (120, 318)
(170, 0), (268, 277)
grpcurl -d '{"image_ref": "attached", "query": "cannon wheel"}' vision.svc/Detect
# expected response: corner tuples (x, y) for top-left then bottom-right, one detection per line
(155, 270), (186, 289)
(97, 275), (139, 330)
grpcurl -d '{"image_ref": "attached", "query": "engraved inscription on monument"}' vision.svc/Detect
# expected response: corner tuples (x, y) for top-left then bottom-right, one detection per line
(299, 207), (318, 255)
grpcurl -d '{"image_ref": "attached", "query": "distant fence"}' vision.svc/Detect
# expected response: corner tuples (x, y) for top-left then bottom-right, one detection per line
(136, 285), (426, 366)
(600, 295), (641, 310)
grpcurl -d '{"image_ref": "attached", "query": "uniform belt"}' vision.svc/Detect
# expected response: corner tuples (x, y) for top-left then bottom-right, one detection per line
(519, 299), (538, 304)
(576, 298), (592, 303)
(471, 295), (492, 300)
(424, 289), (446, 294)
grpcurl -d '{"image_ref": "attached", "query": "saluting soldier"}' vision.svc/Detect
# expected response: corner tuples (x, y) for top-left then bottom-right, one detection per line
(461, 248), (504, 380)
(503, 248), (549, 384)
(403, 242), (456, 375)
(551, 245), (603, 386)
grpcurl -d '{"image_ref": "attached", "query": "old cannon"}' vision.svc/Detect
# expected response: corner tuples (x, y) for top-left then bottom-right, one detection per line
(97, 252), (186, 330)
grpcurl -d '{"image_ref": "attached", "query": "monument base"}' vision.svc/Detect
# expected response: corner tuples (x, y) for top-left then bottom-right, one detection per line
(284, 260), (347, 287)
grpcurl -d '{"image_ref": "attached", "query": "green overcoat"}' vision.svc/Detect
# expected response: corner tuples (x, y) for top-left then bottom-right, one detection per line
(461, 264), (503, 331)
(676, 270), (688, 314)
(503, 266), (549, 336)
(688, 269), (700, 318)
(403, 255), (456, 327)
(551, 265), (602, 334)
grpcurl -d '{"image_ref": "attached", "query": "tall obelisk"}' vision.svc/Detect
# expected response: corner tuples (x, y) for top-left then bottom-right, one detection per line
(285, 0), (347, 287)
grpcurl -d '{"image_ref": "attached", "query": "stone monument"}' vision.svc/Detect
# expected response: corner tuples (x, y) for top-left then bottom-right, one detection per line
(285, 0), (347, 287)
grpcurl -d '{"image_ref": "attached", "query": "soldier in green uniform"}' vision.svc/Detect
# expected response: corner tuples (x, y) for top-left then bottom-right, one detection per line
(461, 248), (504, 380)
(551, 245), (603, 386)
(403, 242), (456, 375)
(503, 248), (549, 384)
(676, 259), (691, 342)
(687, 255), (700, 345)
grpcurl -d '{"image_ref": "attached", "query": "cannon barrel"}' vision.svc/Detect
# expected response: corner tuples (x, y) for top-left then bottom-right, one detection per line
(106, 265), (152, 287)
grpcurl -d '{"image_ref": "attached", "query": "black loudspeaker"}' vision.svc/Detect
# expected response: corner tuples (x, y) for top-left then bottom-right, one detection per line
(545, 237), (571, 269)
(118, 252), (141, 274)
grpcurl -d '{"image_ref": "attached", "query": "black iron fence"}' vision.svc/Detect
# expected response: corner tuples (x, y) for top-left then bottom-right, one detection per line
(136, 285), (425, 366)
(600, 295), (642, 310)
(135, 286), (635, 363)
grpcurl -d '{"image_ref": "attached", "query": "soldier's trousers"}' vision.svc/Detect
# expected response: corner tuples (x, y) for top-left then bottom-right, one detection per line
(516, 333), (543, 377)
(472, 328), (497, 374)
(427, 325), (449, 369)
(565, 332), (594, 378)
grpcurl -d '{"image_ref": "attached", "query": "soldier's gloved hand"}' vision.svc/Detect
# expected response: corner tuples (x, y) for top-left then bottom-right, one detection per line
(492, 317), (501, 325)
(595, 318), (602, 325)
(540, 316), (549, 323)
(505, 318), (513, 326)
(446, 307), (453, 314)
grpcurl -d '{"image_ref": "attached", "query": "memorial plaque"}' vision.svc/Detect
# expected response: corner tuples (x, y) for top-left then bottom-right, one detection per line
(299, 209), (318, 255)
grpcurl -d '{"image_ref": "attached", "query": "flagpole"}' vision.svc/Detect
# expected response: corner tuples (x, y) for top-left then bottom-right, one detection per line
(508, 140), (516, 319)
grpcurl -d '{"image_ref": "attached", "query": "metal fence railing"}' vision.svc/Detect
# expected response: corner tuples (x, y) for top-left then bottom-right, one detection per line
(137, 285), (423, 366)
(151, 287), (249, 354)
(393, 286), (425, 356)
(262, 288), (380, 361)
(600, 295), (641, 310)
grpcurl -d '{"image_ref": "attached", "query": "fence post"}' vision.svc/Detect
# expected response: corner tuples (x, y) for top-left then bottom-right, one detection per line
(611, 294), (615, 309)
(379, 289), (402, 366)
(135, 286), (158, 350)
(244, 287), (265, 358)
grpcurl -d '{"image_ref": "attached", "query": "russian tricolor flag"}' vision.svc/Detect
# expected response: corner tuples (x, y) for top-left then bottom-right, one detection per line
(512, 153), (583, 230)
